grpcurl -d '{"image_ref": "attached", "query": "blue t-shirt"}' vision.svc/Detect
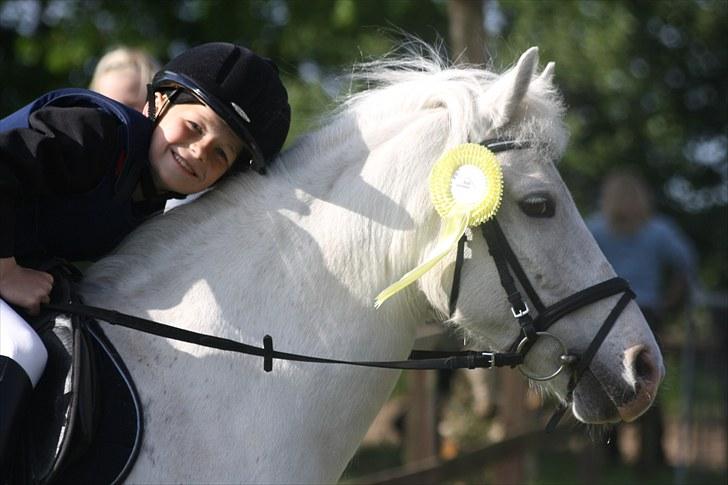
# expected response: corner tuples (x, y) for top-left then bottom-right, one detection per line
(587, 214), (697, 309)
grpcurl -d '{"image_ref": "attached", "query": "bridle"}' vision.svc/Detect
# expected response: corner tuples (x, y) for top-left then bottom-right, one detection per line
(446, 138), (635, 429)
(45, 138), (635, 431)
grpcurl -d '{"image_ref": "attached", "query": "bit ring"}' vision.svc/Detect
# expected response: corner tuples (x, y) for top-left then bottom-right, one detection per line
(516, 331), (572, 381)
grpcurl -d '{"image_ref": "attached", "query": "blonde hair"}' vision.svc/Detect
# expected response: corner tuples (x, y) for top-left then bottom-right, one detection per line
(601, 169), (653, 235)
(90, 47), (160, 109)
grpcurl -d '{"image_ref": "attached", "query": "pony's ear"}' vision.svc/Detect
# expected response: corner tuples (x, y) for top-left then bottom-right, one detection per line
(539, 61), (556, 85)
(480, 46), (540, 130)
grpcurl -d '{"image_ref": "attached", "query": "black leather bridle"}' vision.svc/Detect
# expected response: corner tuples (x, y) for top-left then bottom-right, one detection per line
(444, 138), (636, 429)
(45, 138), (635, 431)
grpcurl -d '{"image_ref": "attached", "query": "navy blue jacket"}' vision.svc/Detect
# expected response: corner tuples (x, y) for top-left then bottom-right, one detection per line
(0, 89), (166, 261)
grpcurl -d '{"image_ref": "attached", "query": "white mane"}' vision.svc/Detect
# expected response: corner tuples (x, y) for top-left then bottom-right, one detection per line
(338, 45), (568, 155)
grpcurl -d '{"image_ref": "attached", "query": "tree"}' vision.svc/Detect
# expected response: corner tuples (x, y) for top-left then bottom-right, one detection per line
(490, 0), (727, 289)
(447, 0), (488, 64)
(1, 0), (724, 288)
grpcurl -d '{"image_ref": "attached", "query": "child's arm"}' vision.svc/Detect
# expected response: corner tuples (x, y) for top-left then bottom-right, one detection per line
(0, 257), (53, 315)
(0, 106), (122, 312)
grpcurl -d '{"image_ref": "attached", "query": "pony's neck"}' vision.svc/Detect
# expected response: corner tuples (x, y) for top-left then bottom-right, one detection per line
(271, 106), (457, 322)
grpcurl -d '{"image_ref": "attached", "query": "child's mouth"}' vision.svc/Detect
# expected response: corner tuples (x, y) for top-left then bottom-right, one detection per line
(173, 151), (197, 178)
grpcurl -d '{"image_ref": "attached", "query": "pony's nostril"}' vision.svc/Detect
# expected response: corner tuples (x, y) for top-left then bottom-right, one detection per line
(634, 347), (656, 382)
(624, 345), (661, 385)
(618, 345), (664, 422)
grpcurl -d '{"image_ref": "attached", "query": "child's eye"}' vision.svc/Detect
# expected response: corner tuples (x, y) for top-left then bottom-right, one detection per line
(215, 147), (230, 165)
(188, 121), (203, 134)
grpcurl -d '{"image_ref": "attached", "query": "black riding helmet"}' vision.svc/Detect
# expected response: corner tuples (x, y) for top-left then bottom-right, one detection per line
(148, 42), (291, 174)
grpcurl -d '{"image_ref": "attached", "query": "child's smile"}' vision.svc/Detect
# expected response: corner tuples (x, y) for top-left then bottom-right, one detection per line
(171, 150), (197, 178)
(148, 96), (243, 194)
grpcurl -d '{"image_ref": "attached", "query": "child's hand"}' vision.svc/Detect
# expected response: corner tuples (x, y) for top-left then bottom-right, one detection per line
(0, 257), (54, 315)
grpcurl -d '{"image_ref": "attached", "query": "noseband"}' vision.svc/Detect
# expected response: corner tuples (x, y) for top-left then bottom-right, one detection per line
(446, 138), (636, 429)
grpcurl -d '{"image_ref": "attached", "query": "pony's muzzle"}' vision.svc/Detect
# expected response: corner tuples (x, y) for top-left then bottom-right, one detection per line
(617, 344), (664, 422)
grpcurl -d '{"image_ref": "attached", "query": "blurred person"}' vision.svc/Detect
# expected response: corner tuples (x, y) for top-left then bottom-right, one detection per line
(587, 168), (697, 468)
(89, 47), (160, 112)
(589, 169), (697, 329)
(0, 42), (291, 474)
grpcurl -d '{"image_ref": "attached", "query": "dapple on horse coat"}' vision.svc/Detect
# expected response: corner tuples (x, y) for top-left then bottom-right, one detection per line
(81, 46), (664, 483)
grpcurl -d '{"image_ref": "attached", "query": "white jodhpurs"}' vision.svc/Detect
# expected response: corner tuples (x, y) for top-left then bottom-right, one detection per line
(0, 299), (47, 387)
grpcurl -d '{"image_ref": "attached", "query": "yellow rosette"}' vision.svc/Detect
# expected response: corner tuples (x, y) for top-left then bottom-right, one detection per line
(374, 143), (503, 308)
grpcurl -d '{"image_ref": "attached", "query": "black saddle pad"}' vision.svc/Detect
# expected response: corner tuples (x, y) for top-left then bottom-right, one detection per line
(52, 321), (143, 484)
(8, 262), (143, 485)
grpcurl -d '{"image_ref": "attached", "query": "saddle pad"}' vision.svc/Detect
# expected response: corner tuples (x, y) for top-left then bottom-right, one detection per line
(52, 320), (143, 484)
(10, 317), (142, 485)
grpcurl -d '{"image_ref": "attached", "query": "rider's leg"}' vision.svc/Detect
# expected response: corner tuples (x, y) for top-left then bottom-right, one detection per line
(0, 299), (48, 467)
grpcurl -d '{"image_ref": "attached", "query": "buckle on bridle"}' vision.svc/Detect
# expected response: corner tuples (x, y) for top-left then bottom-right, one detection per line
(511, 302), (530, 318)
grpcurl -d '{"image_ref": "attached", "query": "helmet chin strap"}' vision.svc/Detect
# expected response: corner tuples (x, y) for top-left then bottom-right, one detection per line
(140, 86), (185, 200)
(146, 83), (156, 123)
(145, 86), (178, 125)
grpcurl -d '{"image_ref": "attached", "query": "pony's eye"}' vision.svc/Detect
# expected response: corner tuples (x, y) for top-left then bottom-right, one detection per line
(519, 193), (555, 218)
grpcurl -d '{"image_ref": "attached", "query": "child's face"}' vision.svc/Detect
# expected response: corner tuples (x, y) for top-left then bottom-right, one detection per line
(148, 95), (244, 194)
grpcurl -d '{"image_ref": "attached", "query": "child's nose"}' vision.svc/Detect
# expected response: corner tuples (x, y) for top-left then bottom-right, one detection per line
(190, 136), (213, 162)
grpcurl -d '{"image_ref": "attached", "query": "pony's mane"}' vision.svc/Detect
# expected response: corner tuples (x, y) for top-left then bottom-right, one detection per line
(343, 44), (496, 107)
(337, 45), (493, 147)
(324, 42), (568, 158)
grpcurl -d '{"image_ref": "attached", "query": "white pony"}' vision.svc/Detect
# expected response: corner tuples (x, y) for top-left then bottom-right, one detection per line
(82, 46), (664, 483)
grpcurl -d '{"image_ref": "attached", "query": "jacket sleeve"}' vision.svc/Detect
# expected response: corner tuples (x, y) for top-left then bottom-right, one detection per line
(0, 106), (122, 257)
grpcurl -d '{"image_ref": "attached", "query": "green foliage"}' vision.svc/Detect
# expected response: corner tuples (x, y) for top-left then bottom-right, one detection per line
(0, 0), (448, 122)
(494, 0), (727, 289)
(0, 0), (724, 288)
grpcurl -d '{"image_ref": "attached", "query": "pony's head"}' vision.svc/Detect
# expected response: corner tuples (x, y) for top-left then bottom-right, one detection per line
(342, 46), (664, 425)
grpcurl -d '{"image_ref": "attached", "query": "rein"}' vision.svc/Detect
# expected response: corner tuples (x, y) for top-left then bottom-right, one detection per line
(44, 301), (524, 372)
(45, 137), (635, 432)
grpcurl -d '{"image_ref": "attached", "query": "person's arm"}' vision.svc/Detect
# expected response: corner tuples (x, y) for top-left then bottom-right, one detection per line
(0, 105), (121, 313)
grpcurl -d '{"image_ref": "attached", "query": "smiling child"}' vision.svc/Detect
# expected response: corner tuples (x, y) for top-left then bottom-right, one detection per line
(0, 42), (291, 469)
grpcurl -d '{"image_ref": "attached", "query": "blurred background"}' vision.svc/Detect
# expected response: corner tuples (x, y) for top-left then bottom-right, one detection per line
(1, 0), (725, 483)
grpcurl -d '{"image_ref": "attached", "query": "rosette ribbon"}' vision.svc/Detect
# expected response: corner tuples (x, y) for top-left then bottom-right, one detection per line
(375, 143), (504, 308)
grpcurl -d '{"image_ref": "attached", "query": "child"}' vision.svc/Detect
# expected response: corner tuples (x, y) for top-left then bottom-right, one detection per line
(89, 46), (161, 112)
(0, 42), (291, 466)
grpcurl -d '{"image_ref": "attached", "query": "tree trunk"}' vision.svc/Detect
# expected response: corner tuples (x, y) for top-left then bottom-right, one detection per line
(447, 0), (489, 64)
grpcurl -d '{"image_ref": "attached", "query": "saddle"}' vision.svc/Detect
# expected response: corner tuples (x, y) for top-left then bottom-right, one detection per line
(6, 262), (143, 485)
